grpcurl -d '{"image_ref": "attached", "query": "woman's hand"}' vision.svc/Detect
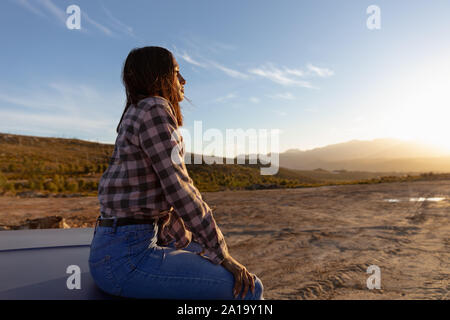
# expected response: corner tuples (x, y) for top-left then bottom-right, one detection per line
(221, 254), (255, 299)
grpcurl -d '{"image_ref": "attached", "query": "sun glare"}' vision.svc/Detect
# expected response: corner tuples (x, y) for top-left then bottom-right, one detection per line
(380, 57), (450, 153)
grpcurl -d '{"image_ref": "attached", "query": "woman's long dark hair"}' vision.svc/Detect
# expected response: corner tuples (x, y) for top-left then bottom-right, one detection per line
(116, 46), (183, 133)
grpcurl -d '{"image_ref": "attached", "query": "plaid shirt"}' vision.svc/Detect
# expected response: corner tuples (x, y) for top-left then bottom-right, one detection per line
(98, 96), (228, 264)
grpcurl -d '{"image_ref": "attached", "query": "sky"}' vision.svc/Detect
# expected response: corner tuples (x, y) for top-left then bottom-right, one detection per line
(1, 0), (450, 157)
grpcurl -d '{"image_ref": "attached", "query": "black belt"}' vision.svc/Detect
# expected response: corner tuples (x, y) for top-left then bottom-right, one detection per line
(97, 216), (159, 227)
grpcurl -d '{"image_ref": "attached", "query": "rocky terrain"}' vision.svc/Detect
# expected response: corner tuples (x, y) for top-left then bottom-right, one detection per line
(0, 180), (449, 299)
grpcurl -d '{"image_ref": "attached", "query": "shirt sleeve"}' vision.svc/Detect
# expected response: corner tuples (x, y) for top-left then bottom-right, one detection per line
(138, 101), (229, 265)
(157, 211), (192, 250)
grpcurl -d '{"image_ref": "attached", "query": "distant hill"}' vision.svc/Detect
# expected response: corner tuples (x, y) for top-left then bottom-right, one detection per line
(279, 138), (450, 172)
(0, 132), (320, 194)
(1, 132), (448, 196)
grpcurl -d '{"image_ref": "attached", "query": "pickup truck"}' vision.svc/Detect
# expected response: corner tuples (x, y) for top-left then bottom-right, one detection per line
(0, 228), (121, 299)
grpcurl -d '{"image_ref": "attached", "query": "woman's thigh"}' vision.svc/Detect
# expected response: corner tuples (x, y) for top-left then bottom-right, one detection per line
(166, 240), (203, 253)
(122, 244), (263, 300)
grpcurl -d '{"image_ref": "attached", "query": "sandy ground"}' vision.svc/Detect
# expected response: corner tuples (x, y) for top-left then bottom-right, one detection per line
(1, 180), (449, 300)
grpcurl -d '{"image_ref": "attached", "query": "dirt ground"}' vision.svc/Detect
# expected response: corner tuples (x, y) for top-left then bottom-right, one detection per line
(1, 180), (449, 300)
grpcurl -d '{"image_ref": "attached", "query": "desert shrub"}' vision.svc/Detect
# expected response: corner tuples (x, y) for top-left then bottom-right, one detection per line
(84, 165), (95, 174)
(28, 180), (36, 190)
(44, 181), (58, 192)
(0, 172), (6, 188)
(3, 182), (15, 192)
(14, 182), (24, 191)
(36, 162), (46, 174)
(51, 174), (67, 192)
(28, 175), (45, 191)
(66, 163), (74, 173)
(96, 164), (106, 173)
(84, 180), (98, 191)
(58, 164), (64, 173)
(67, 182), (79, 192)
(35, 180), (44, 190)
(78, 179), (86, 190)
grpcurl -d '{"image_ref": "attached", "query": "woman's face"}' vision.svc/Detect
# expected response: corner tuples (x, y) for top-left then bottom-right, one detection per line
(173, 57), (186, 102)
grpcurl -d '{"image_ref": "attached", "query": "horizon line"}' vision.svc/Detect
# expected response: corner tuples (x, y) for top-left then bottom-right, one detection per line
(1, 131), (450, 155)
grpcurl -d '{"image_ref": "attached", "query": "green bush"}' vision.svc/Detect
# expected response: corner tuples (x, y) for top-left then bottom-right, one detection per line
(44, 181), (58, 192)
(96, 164), (107, 173)
(35, 180), (44, 190)
(78, 179), (86, 190)
(4, 182), (15, 192)
(83, 180), (98, 191)
(0, 172), (6, 188)
(28, 180), (36, 190)
(14, 182), (24, 191)
(67, 182), (79, 192)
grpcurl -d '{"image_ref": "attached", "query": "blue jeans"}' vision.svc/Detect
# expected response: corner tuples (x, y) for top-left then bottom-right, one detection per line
(88, 219), (264, 300)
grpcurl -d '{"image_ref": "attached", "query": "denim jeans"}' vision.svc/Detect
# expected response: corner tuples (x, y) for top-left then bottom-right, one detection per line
(88, 219), (264, 300)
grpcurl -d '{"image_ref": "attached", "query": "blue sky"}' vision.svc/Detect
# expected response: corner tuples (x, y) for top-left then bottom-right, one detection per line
(1, 0), (450, 156)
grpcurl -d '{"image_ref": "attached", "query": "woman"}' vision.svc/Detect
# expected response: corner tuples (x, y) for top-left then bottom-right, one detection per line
(89, 46), (264, 300)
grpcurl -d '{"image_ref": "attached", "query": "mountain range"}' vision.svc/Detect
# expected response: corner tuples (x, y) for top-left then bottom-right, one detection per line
(1, 132), (449, 173)
(278, 138), (450, 172)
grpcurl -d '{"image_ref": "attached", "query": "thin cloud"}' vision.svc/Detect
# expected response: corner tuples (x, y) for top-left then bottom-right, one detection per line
(174, 47), (248, 79)
(284, 68), (305, 77)
(0, 109), (113, 136)
(249, 97), (260, 103)
(48, 82), (103, 102)
(212, 93), (237, 104)
(174, 45), (332, 87)
(83, 11), (114, 37)
(12, 0), (46, 17)
(274, 110), (287, 116)
(0, 82), (122, 116)
(13, 0), (115, 37)
(206, 41), (237, 53)
(37, 0), (66, 24)
(39, 0), (113, 36)
(307, 64), (334, 77)
(249, 64), (315, 88)
(0, 83), (122, 140)
(177, 51), (208, 68)
(101, 4), (136, 38)
(179, 36), (236, 54)
(268, 92), (295, 100)
(0, 92), (60, 112)
(209, 61), (249, 79)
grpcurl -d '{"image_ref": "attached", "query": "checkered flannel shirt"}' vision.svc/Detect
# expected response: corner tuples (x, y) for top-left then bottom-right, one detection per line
(98, 96), (228, 264)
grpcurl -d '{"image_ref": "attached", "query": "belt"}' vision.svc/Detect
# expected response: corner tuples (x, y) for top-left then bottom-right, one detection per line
(97, 216), (159, 227)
